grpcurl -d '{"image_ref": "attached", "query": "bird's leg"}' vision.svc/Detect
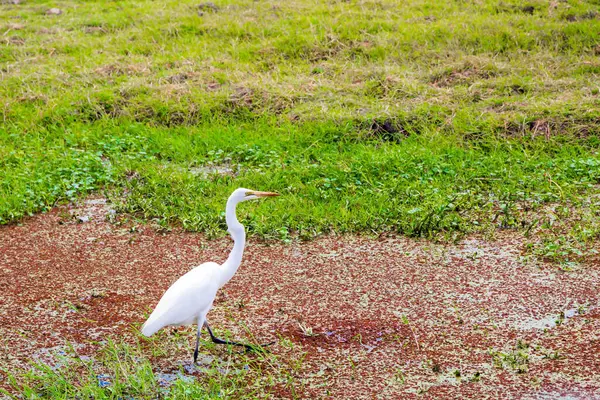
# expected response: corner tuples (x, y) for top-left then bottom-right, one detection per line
(194, 323), (201, 364)
(203, 321), (269, 352)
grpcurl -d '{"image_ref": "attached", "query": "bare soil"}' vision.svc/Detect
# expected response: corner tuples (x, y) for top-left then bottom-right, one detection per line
(1, 198), (599, 399)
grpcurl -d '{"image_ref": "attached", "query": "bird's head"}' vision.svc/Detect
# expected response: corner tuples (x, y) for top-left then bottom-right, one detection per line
(231, 187), (279, 202)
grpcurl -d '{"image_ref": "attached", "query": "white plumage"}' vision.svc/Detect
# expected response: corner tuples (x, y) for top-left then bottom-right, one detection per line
(141, 188), (279, 362)
(141, 262), (220, 336)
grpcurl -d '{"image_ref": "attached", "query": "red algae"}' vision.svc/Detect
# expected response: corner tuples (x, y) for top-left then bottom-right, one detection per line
(1, 198), (599, 398)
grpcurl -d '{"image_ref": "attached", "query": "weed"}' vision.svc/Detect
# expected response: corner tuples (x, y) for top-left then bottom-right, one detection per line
(1, 0), (600, 244)
(298, 323), (319, 338)
(2, 2), (600, 394)
(489, 340), (531, 374)
(1, 325), (305, 399)
(393, 368), (406, 385)
(1, 339), (263, 399)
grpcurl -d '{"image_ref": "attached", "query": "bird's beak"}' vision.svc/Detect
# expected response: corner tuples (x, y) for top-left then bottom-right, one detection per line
(248, 191), (279, 198)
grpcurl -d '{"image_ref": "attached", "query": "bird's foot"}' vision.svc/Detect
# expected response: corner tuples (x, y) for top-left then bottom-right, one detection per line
(204, 322), (274, 354)
(241, 341), (276, 354)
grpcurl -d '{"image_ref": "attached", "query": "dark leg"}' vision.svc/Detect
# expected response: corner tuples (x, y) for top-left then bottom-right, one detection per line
(194, 323), (201, 363)
(203, 321), (272, 352)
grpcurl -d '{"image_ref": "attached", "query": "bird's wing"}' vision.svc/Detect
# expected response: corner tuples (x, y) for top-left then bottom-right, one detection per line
(141, 262), (221, 336)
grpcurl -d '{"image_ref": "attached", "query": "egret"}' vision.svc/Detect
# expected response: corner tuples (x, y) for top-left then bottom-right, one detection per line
(141, 188), (279, 362)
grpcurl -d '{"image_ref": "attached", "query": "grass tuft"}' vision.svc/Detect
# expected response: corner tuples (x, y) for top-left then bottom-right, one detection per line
(2, 335), (300, 399)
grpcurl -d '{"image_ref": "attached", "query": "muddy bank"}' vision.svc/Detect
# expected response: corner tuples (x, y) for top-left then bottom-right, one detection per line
(1, 198), (599, 398)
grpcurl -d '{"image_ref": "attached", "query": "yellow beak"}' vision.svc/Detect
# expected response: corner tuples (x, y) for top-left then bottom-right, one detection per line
(248, 191), (279, 198)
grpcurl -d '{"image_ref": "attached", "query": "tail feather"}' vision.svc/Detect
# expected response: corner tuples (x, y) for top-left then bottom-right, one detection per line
(141, 322), (157, 337)
(141, 312), (165, 337)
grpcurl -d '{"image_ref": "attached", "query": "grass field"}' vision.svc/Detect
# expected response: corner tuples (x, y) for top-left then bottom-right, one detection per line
(2, 0), (600, 239)
(4, 337), (297, 399)
(1, 0), (600, 397)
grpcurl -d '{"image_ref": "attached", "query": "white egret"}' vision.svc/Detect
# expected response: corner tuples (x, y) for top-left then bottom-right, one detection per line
(141, 188), (279, 362)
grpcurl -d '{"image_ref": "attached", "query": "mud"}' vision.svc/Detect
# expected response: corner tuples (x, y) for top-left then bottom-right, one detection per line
(0, 198), (599, 398)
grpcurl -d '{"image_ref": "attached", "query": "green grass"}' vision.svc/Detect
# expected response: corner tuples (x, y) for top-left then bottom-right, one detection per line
(2, 118), (600, 242)
(1, 335), (300, 399)
(2, 0), (600, 127)
(2, 0), (600, 244)
(2, 0), (600, 241)
(490, 340), (532, 374)
(3, 2), (600, 396)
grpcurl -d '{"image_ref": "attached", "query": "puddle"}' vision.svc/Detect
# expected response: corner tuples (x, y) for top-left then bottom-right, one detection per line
(527, 391), (590, 400)
(180, 356), (214, 374)
(516, 307), (589, 331)
(68, 198), (116, 223)
(31, 344), (86, 371)
(95, 371), (195, 390)
(361, 343), (377, 353)
(155, 372), (194, 387)
(97, 373), (111, 388)
(178, 356), (248, 376)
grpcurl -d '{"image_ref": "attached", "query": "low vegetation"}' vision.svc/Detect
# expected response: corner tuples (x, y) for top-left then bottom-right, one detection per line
(1, 0), (599, 396)
(2, 334), (301, 399)
(2, 0), (599, 242)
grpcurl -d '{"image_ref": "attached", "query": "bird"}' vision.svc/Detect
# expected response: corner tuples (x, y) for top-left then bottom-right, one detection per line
(141, 188), (279, 363)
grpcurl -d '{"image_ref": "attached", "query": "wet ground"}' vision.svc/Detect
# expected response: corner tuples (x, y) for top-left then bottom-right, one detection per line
(1, 198), (599, 398)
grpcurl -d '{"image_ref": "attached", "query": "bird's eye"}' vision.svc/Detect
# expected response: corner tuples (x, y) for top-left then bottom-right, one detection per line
(245, 191), (255, 197)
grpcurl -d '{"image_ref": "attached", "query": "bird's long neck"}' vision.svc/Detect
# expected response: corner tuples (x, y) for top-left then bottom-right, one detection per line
(220, 196), (246, 287)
